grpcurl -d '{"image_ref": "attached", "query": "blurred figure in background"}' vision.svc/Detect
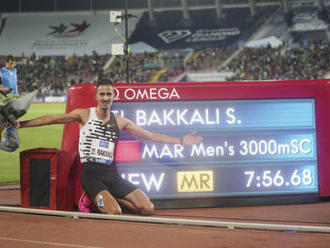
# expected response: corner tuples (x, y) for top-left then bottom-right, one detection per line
(0, 55), (18, 95)
(0, 55), (18, 143)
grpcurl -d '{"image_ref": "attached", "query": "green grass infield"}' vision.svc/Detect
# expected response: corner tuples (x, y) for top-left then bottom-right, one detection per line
(0, 103), (66, 184)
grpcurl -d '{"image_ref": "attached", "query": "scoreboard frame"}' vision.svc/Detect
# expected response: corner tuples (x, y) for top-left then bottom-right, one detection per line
(63, 79), (330, 208)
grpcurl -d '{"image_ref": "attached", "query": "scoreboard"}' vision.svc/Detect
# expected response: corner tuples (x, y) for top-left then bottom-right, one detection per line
(113, 98), (317, 200)
(63, 80), (330, 208)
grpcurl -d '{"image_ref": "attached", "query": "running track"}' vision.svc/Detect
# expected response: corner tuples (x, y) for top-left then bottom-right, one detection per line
(1, 186), (330, 248)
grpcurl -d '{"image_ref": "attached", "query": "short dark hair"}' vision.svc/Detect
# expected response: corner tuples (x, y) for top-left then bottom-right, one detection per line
(96, 78), (113, 88)
(6, 55), (14, 63)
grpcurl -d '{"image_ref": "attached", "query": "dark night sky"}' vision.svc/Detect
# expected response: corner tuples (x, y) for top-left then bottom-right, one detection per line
(0, 0), (149, 13)
(0, 0), (187, 13)
(0, 1), (308, 15)
(0, 0), (271, 13)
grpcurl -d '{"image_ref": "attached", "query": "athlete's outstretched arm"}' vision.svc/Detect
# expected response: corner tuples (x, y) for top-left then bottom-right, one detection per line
(117, 116), (202, 146)
(18, 109), (84, 128)
(0, 87), (11, 93)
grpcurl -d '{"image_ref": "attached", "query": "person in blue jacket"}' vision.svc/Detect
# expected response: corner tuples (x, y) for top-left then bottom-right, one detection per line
(0, 55), (18, 142)
(0, 55), (17, 96)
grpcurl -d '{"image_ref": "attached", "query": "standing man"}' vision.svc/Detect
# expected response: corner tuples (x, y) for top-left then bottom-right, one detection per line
(0, 55), (18, 95)
(17, 79), (203, 216)
(0, 55), (18, 140)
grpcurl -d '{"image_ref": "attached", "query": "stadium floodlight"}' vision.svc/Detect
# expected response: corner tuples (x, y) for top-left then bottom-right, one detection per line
(111, 43), (124, 55)
(110, 11), (122, 23)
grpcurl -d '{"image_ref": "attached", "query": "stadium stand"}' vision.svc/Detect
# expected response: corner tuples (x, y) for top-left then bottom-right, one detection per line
(0, 1), (330, 95)
(105, 52), (160, 83)
(226, 40), (330, 81)
(288, 2), (329, 43)
(0, 52), (110, 96)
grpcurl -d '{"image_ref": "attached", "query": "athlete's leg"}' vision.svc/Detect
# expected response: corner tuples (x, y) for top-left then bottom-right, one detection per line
(94, 190), (122, 215)
(78, 191), (92, 213)
(123, 189), (154, 216)
(106, 173), (154, 215)
(116, 198), (140, 214)
(81, 163), (122, 215)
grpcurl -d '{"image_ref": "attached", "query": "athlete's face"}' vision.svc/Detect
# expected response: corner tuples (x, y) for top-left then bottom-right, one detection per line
(5, 59), (15, 70)
(96, 85), (114, 110)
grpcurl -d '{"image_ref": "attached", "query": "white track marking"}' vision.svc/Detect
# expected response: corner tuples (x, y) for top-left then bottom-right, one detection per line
(0, 237), (104, 248)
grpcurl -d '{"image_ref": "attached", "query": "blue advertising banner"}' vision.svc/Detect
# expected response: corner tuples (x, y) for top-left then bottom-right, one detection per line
(129, 7), (278, 49)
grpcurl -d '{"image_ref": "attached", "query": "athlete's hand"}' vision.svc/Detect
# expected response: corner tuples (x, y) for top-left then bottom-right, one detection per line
(181, 131), (203, 146)
(0, 88), (11, 93)
(15, 120), (21, 128)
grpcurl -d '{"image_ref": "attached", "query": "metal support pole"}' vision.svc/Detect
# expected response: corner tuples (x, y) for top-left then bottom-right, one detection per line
(147, 0), (155, 21)
(124, 0), (130, 83)
(19, 0), (22, 12)
(282, 0), (289, 13)
(317, 0), (325, 12)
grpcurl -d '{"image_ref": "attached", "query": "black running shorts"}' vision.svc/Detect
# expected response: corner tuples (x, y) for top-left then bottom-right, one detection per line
(81, 162), (138, 200)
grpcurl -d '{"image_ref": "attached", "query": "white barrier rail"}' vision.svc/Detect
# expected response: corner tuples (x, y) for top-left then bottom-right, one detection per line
(1, 206), (330, 234)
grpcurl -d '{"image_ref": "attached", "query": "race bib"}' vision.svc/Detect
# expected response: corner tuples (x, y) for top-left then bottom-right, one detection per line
(89, 139), (115, 165)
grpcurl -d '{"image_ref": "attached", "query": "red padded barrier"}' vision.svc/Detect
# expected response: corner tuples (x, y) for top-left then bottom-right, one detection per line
(20, 148), (74, 210)
(61, 84), (97, 206)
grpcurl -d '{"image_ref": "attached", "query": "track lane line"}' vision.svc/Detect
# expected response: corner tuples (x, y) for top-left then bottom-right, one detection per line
(0, 237), (104, 248)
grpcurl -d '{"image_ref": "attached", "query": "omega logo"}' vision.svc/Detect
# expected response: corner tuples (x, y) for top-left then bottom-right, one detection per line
(114, 87), (180, 101)
(113, 87), (120, 100)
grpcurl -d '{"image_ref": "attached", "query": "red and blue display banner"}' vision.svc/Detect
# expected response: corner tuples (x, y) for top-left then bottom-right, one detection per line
(62, 80), (330, 208)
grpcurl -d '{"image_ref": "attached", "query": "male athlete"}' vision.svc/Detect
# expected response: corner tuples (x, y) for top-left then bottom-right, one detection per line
(17, 79), (203, 215)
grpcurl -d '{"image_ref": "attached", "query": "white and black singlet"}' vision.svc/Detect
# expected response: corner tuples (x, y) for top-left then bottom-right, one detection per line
(80, 108), (137, 199)
(79, 107), (120, 165)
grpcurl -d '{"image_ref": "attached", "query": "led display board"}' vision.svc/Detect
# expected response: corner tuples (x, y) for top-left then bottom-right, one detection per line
(112, 98), (318, 200)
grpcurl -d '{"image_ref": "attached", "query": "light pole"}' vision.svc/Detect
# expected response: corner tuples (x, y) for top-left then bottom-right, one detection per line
(124, 0), (130, 83)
